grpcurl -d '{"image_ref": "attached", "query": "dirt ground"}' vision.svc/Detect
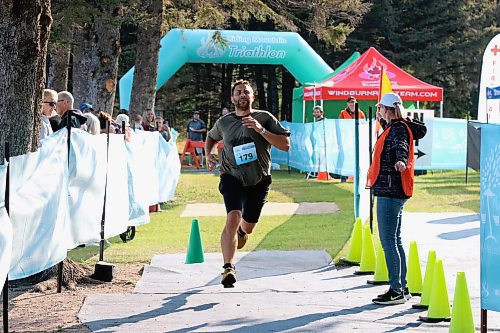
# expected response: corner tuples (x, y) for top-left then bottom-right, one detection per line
(0, 263), (144, 333)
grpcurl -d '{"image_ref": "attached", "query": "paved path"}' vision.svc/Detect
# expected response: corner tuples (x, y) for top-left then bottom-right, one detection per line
(181, 202), (339, 217)
(79, 212), (500, 332)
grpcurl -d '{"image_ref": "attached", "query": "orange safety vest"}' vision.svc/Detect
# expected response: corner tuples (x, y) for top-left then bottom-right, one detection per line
(339, 109), (366, 119)
(366, 121), (415, 197)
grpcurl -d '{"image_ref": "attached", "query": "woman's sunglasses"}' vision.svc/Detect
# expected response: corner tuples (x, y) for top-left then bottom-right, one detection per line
(44, 101), (57, 107)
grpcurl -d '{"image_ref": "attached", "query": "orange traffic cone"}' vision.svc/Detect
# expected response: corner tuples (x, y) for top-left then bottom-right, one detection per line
(317, 171), (330, 181)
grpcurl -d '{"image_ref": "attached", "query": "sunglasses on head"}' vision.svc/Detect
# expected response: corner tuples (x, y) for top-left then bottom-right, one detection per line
(44, 101), (57, 107)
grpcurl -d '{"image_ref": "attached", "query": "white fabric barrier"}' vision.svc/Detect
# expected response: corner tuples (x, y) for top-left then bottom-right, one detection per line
(9, 131), (69, 279)
(67, 131), (106, 247)
(1, 128), (180, 280)
(0, 161), (12, 290)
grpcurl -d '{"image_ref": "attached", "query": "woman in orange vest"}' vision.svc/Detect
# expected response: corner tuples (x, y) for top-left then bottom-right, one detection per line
(365, 92), (424, 306)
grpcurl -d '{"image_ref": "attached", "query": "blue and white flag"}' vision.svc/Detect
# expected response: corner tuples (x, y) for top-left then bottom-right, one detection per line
(480, 123), (500, 311)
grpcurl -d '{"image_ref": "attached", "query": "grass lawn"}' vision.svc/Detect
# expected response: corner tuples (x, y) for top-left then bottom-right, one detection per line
(69, 169), (479, 264)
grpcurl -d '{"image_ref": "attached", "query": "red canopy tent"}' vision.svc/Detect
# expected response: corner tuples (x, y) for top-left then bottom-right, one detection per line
(303, 47), (443, 103)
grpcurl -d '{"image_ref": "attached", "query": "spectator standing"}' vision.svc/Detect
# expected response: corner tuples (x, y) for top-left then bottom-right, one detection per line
(313, 105), (325, 121)
(56, 91), (87, 130)
(366, 92), (425, 305)
(79, 103), (94, 114)
(97, 111), (114, 134)
(133, 113), (144, 131)
(160, 120), (172, 142)
(142, 109), (156, 131)
(187, 111), (206, 166)
(339, 96), (366, 119)
(40, 89), (58, 140)
(84, 113), (100, 135)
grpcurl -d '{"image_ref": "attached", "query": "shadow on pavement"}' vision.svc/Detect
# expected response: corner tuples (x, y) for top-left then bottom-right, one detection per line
(427, 214), (479, 225)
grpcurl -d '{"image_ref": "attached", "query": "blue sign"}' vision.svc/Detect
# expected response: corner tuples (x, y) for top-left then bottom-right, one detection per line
(486, 86), (500, 100)
(480, 123), (500, 311)
(271, 118), (467, 173)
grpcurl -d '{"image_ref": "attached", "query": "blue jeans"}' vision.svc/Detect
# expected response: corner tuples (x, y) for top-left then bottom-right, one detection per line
(377, 196), (408, 292)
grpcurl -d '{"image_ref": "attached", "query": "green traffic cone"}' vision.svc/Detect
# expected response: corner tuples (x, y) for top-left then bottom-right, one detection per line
(449, 272), (475, 332)
(186, 219), (205, 264)
(354, 223), (376, 275)
(419, 259), (451, 323)
(341, 217), (363, 265)
(367, 241), (389, 284)
(407, 241), (423, 295)
(413, 250), (437, 309)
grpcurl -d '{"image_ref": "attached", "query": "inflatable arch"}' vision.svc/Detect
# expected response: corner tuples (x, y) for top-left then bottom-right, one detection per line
(119, 29), (333, 110)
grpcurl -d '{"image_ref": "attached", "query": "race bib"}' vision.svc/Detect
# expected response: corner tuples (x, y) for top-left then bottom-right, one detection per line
(233, 142), (257, 165)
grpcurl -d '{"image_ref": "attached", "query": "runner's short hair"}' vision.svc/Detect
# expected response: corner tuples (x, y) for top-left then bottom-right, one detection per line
(231, 79), (253, 95)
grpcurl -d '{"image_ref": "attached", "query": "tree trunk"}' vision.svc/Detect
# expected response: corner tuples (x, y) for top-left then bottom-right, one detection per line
(281, 69), (294, 121)
(254, 66), (267, 110)
(266, 66), (279, 116)
(47, 43), (70, 91)
(46, 10), (71, 93)
(91, 4), (123, 115)
(72, 24), (97, 107)
(0, 0), (52, 160)
(129, 0), (163, 115)
(238, 64), (246, 79)
(222, 64), (233, 107)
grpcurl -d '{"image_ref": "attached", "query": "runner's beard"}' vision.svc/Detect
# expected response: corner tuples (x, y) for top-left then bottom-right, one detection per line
(237, 100), (250, 112)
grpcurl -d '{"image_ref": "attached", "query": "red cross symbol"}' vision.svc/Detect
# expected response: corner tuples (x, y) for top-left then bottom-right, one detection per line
(492, 44), (500, 56)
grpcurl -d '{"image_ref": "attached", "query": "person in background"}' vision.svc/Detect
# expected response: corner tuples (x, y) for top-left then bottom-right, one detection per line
(84, 113), (100, 135)
(339, 96), (366, 119)
(313, 105), (325, 121)
(40, 89), (58, 140)
(133, 113), (144, 131)
(160, 120), (172, 142)
(142, 108), (157, 131)
(308, 105), (326, 179)
(187, 111), (206, 166)
(115, 113), (133, 142)
(79, 103), (94, 114)
(56, 91), (87, 130)
(97, 111), (114, 134)
(115, 114), (131, 133)
(366, 92), (425, 305)
(222, 107), (230, 116)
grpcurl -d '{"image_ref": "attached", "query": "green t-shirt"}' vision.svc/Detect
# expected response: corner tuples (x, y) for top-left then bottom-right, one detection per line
(208, 110), (290, 186)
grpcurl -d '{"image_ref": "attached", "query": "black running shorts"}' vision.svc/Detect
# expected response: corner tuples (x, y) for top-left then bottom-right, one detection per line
(218, 173), (272, 223)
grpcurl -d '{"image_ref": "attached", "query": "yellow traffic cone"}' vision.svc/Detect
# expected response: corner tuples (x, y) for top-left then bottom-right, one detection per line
(407, 241), (423, 296)
(449, 272), (475, 332)
(367, 241), (389, 285)
(354, 223), (376, 275)
(339, 218), (362, 266)
(419, 259), (451, 322)
(413, 250), (436, 309)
